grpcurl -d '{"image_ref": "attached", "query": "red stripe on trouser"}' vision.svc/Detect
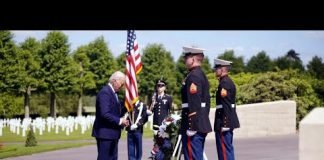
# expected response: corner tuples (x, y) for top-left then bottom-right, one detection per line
(221, 131), (227, 160)
(187, 136), (193, 160)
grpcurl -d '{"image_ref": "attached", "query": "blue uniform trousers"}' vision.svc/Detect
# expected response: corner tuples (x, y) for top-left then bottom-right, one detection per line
(96, 138), (118, 160)
(181, 132), (206, 160)
(215, 130), (235, 160)
(127, 131), (143, 160)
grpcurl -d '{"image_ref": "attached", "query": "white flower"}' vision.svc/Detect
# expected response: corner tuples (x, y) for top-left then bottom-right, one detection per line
(165, 121), (171, 126)
(159, 124), (167, 133)
(171, 114), (181, 121)
(157, 113), (182, 139)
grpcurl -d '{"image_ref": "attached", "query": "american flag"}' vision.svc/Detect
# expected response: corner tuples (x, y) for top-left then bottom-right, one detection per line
(125, 30), (143, 112)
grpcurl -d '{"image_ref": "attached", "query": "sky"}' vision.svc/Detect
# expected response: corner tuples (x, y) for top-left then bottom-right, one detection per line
(11, 30), (324, 67)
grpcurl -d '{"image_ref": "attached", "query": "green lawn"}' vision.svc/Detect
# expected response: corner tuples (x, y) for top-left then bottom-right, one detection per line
(0, 125), (154, 158)
(0, 125), (154, 143)
(0, 142), (95, 159)
(0, 127), (94, 142)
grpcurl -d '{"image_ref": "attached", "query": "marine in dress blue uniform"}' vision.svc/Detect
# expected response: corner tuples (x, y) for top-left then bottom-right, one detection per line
(180, 46), (212, 160)
(213, 58), (240, 160)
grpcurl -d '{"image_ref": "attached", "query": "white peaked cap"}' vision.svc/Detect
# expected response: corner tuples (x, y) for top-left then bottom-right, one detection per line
(214, 58), (232, 67)
(182, 46), (205, 54)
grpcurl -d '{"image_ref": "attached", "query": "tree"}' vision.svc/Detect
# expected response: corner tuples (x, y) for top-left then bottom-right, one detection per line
(286, 49), (301, 62)
(25, 125), (37, 147)
(86, 36), (117, 95)
(0, 31), (18, 92)
(18, 38), (42, 118)
(235, 70), (322, 124)
(139, 44), (177, 104)
(274, 49), (304, 71)
(0, 31), (26, 118)
(217, 50), (245, 74)
(246, 51), (273, 73)
(201, 56), (212, 73)
(312, 79), (324, 104)
(39, 31), (77, 118)
(116, 52), (126, 71)
(307, 55), (324, 79)
(0, 93), (23, 118)
(274, 56), (304, 71)
(72, 45), (96, 116)
(175, 55), (188, 82)
(237, 71), (296, 104)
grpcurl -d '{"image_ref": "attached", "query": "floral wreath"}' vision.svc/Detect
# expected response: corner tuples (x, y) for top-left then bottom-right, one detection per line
(151, 114), (181, 160)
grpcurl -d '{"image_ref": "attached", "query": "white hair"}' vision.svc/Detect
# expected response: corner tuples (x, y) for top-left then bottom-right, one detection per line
(109, 71), (126, 83)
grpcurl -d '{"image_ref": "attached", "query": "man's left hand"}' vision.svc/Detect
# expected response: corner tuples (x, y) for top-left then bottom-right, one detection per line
(121, 119), (129, 127)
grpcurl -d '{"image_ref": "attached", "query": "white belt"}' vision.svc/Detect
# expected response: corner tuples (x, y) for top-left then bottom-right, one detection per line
(182, 103), (206, 108)
(216, 104), (235, 109)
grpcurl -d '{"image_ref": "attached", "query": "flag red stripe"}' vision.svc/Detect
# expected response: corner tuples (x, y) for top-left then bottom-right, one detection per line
(125, 30), (142, 112)
(125, 72), (136, 100)
(133, 44), (138, 51)
(135, 54), (140, 60)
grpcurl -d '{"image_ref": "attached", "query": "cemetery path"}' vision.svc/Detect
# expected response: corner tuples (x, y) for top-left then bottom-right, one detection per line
(3, 134), (298, 160)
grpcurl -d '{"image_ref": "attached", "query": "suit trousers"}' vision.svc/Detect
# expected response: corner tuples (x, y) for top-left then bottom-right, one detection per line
(96, 138), (118, 160)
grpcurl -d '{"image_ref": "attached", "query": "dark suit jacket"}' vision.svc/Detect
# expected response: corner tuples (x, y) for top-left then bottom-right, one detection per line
(92, 85), (126, 140)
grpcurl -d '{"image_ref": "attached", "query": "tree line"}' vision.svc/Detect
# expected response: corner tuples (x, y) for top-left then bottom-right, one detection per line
(0, 31), (323, 123)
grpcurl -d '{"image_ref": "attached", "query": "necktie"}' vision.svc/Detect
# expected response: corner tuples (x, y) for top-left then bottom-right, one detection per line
(115, 93), (119, 102)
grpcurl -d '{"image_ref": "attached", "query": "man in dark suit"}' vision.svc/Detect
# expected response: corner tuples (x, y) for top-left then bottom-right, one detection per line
(180, 46), (212, 160)
(92, 71), (129, 160)
(213, 58), (240, 160)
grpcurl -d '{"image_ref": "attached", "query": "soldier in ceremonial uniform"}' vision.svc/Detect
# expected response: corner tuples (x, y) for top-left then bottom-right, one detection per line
(180, 46), (212, 160)
(213, 58), (240, 160)
(149, 79), (173, 157)
(125, 100), (148, 160)
(151, 80), (172, 133)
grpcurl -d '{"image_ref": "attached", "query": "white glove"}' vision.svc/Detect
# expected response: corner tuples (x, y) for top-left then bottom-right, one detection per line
(153, 130), (158, 135)
(221, 127), (230, 132)
(146, 110), (153, 116)
(130, 124), (138, 130)
(186, 130), (197, 137)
